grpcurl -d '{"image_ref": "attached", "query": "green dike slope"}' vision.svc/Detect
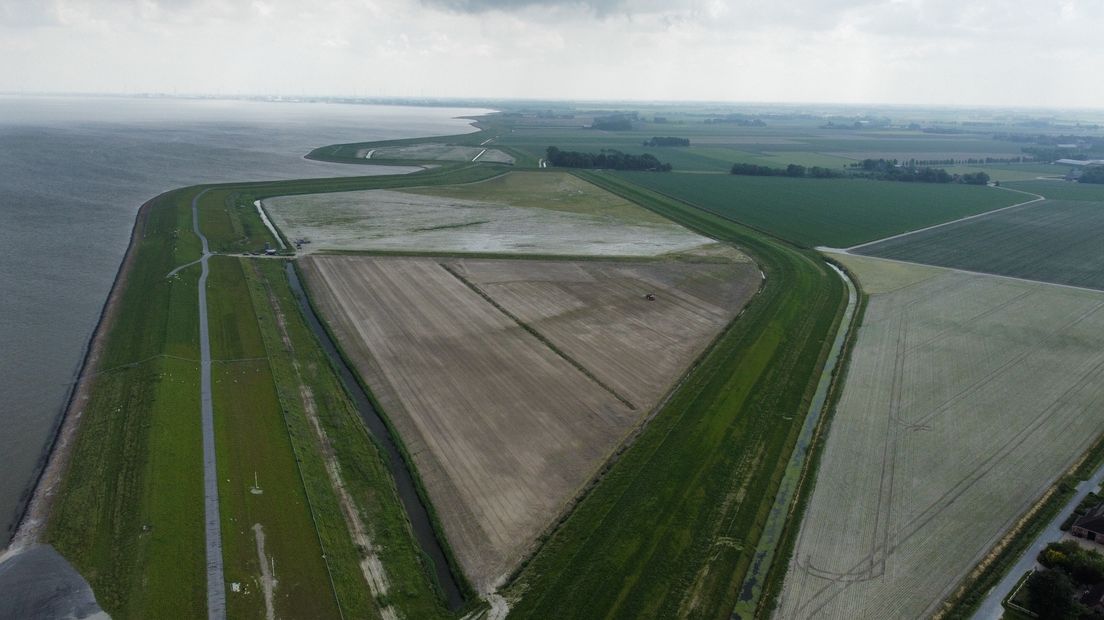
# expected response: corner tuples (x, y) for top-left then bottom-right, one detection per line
(505, 172), (846, 619)
(44, 165), (504, 619)
(617, 171), (1022, 248)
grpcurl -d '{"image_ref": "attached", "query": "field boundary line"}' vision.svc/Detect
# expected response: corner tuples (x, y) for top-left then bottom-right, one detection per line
(843, 188), (1045, 253)
(791, 289), (1104, 617)
(821, 249), (1104, 296)
(438, 262), (637, 410)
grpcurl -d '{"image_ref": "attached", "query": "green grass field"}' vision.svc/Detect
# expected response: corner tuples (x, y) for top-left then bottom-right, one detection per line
(616, 172), (1023, 248)
(505, 172), (846, 619)
(855, 199), (1104, 290)
(245, 258), (456, 619)
(206, 256), (341, 619)
(44, 165), (505, 618)
(1004, 180), (1104, 201)
(45, 188), (207, 619)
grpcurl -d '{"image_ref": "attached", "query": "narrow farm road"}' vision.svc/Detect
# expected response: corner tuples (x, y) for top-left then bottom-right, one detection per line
(844, 186), (1045, 253)
(972, 466), (1104, 620)
(192, 188), (228, 620)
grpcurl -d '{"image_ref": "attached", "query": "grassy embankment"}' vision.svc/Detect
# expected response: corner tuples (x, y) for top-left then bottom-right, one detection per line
(619, 171), (1024, 248)
(43, 163), (504, 619)
(504, 171), (847, 619)
(751, 259), (868, 619)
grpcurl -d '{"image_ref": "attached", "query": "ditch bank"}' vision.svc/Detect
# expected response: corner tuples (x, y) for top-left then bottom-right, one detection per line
(285, 262), (467, 610)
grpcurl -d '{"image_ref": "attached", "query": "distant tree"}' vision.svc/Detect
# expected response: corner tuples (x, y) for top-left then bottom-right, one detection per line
(1080, 166), (1104, 184)
(643, 137), (690, 147)
(731, 163), (783, 176)
(808, 166), (844, 178)
(545, 146), (671, 171)
(591, 115), (633, 131)
(959, 172), (991, 185)
(785, 164), (807, 177)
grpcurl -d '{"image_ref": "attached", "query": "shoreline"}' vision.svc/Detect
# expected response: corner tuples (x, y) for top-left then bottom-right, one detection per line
(4, 196), (154, 554)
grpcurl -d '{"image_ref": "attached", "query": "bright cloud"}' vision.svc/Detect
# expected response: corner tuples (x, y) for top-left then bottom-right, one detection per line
(0, 0), (1099, 107)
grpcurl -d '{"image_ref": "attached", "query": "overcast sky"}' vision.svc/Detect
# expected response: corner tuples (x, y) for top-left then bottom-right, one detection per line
(1, 0), (1100, 107)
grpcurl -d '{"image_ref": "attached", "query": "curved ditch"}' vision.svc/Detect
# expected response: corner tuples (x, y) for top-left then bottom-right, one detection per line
(732, 261), (859, 618)
(284, 262), (465, 611)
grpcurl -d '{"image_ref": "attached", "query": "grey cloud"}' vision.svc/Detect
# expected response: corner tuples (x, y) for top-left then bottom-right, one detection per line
(0, 0), (62, 28)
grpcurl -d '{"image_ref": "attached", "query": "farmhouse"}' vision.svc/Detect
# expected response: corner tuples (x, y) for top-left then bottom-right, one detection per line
(1071, 504), (1104, 542)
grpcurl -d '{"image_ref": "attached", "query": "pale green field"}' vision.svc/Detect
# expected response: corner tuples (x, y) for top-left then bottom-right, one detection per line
(264, 172), (724, 257)
(365, 143), (514, 164)
(779, 253), (1104, 619)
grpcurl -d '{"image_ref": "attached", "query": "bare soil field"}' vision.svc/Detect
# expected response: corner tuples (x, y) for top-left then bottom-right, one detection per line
(778, 253), (1104, 619)
(854, 199), (1104, 291)
(360, 143), (514, 164)
(448, 257), (758, 408)
(263, 172), (717, 257)
(298, 254), (758, 592)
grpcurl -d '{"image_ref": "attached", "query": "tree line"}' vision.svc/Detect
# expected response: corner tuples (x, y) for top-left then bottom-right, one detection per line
(546, 147), (672, 172)
(643, 137), (690, 147)
(730, 163), (842, 178)
(730, 158), (989, 185)
(1081, 166), (1104, 184)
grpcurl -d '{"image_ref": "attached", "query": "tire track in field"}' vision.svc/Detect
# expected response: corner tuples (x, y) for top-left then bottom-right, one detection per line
(798, 349), (1104, 618)
(790, 287), (1104, 618)
(903, 294), (1104, 431)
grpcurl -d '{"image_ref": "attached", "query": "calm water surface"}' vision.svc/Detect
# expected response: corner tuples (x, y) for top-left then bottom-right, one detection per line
(0, 96), (487, 541)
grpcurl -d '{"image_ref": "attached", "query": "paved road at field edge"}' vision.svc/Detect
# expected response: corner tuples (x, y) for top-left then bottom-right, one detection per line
(973, 466), (1104, 620)
(192, 188), (227, 620)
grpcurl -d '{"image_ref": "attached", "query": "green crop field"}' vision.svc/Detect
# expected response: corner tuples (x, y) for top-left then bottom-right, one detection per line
(505, 172), (846, 619)
(1004, 180), (1104, 201)
(855, 198), (1104, 290)
(616, 171), (1022, 248)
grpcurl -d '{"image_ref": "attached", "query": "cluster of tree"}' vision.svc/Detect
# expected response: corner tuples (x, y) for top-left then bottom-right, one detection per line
(705, 115), (766, 126)
(1024, 146), (1091, 162)
(545, 146), (672, 171)
(1026, 570), (1085, 620)
(1081, 166), (1104, 184)
(902, 156), (1029, 166)
(1023, 541), (1104, 620)
(590, 113), (637, 131)
(848, 159), (992, 184)
(849, 158), (951, 183)
(730, 163), (843, 178)
(995, 132), (1104, 145)
(959, 172), (992, 185)
(820, 117), (891, 130)
(643, 137), (690, 147)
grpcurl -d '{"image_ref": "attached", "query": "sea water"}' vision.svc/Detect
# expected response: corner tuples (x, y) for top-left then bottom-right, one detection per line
(0, 96), (487, 542)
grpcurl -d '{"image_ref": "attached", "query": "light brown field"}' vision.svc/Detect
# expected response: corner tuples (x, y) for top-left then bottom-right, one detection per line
(262, 171), (719, 257)
(778, 253), (1104, 619)
(299, 254), (759, 592)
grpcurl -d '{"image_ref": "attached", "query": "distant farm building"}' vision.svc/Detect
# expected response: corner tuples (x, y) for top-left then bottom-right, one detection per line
(1056, 159), (1104, 167)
